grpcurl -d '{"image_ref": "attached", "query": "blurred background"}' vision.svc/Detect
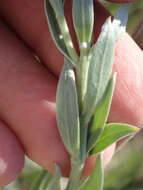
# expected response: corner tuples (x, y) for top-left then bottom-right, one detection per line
(2, 131), (143, 190)
(102, 0), (143, 49)
(1, 0), (143, 189)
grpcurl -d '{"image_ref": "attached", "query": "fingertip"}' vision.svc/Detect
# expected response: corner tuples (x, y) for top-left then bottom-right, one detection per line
(0, 121), (24, 187)
(110, 33), (143, 126)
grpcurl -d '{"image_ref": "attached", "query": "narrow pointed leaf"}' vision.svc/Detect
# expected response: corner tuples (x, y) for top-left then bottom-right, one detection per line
(91, 123), (139, 155)
(72, 0), (94, 45)
(45, 0), (71, 61)
(83, 5), (129, 119)
(49, 0), (63, 15)
(83, 18), (116, 118)
(87, 74), (116, 152)
(30, 171), (52, 190)
(80, 154), (104, 190)
(56, 58), (80, 155)
(39, 172), (53, 190)
(46, 0), (78, 63)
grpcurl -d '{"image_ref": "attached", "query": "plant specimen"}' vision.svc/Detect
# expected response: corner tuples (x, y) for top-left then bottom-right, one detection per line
(30, 1), (140, 190)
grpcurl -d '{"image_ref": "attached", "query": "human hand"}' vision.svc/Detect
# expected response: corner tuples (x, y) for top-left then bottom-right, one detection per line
(0, 0), (142, 187)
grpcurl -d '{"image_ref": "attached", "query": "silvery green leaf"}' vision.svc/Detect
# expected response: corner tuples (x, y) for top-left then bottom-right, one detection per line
(80, 154), (104, 190)
(46, 0), (78, 63)
(72, 0), (94, 45)
(56, 58), (80, 155)
(48, 165), (61, 190)
(87, 74), (116, 153)
(45, 0), (71, 61)
(91, 123), (139, 155)
(49, 0), (64, 16)
(83, 18), (116, 118)
(83, 7), (129, 119)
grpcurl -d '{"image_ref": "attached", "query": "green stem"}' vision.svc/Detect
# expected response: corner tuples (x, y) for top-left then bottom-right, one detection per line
(80, 118), (88, 162)
(66, 158), (84, 190)
(57, 15), (79, 63)
(76, 46), (91, 162)
(76, 47), (90, 111)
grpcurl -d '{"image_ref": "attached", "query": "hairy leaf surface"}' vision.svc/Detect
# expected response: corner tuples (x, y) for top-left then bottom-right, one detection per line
(56, 59), (80, 155)
(91, 123), (139, 155)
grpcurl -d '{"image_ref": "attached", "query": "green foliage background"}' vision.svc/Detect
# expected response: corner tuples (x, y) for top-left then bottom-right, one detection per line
(102, 0), (143, 47)
(2, 131), (143, 190)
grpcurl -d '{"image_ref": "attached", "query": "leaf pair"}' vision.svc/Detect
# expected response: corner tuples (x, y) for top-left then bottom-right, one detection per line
(87, 73), (139, 155)
(82, 18), (118, 120)
(87, 74), (139, 155)
(81, 3), (137, 158)
(82, 3), (131, 121)
(87, 74), (116, 152)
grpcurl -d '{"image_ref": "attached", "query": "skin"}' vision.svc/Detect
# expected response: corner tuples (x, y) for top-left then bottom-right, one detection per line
(0, 0), (143, 187)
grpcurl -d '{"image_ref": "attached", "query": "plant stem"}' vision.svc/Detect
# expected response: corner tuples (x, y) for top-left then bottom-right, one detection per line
(57, 15), (79, 63)
(66, 158), (84, 190)
(76, 46), (90, 111)
(76, 46), (91, 162)
(80, 117), (89, 162)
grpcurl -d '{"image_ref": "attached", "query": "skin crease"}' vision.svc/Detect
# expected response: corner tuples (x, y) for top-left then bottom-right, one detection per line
(0, 0), (143, 186)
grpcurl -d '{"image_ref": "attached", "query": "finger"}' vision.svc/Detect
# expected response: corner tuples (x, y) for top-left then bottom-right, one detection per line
(0, 120), (24, 186)
(0, 19), (116, 178)
(1, 0), (142, 176)
(109, 33), (143, 126)
(0, 0), (109, 75)
(0, 20), (70, 176)
(1, 0), (143, 127)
